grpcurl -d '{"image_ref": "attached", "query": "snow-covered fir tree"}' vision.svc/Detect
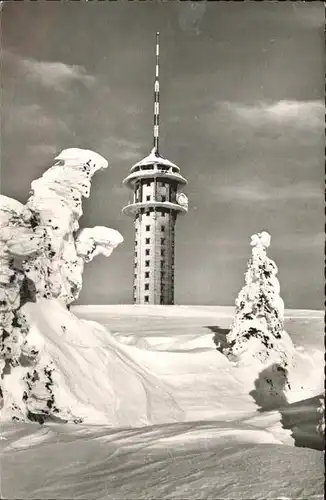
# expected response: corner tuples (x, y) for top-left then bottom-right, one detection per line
(224, 231), (294, 369)
(0, 148), (123, 424)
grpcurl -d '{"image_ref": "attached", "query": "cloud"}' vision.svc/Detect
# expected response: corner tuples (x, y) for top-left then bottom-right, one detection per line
(98, 136), (144, 162)
(3, 50), (96, 92)
(214, 181), (323, 203)
(177, 2), (207, 35)
(5, 103), (69, 135)
(290, 3), (325, 29)
(1, 52), (97, 175)
(27, 144), (59, 157)
(276, 231), (324, 251)
(21, 58), (96, 91)
(222, 100), (324, 129)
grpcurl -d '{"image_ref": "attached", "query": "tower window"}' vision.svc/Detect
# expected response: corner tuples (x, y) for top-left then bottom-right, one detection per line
(145, 249), (150, 256)
(146, 225), (150, 231)
(145, 238), (150, 244)
(145, 283), (149, 291)
(161, 196), (166, 202)
(134, 262), (137, 268)
(161, 225), (165, 232)
(145, 271), (150, 279)
(161, 249), (165, 257)
(146, 195), (151, 201)
(135, 240), (138, 246)
(144, 295), (149, 303)
(145, 260), (150, 267)
(161, 238), (165, 245)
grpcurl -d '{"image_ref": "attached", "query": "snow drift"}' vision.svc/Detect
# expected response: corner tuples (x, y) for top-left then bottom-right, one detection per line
(1, 417), (324, 500)
(1, 299), (183, 426)
(1, 306), (324, 499)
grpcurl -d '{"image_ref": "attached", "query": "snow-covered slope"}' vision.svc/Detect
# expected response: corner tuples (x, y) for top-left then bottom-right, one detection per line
(1, 304), (324, 499)
(1, 419), (323, 500)
(2, 301), (322, 427)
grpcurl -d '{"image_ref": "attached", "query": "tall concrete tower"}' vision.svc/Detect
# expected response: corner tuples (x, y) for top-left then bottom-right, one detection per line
(122, 32), (188, 305)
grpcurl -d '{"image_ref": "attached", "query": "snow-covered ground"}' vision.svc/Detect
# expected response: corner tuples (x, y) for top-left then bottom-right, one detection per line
(1, 304), (324, 499)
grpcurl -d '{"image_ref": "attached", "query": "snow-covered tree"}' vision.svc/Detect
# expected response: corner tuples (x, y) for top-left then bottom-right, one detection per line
(224, 231), (294, 369)
(0, 148), (123, 423)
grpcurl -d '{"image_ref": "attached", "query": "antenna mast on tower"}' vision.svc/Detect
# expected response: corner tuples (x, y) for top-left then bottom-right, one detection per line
(153, 31), (160, 155)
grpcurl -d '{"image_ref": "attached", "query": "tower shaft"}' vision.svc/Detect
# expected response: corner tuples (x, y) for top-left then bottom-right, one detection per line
(134, 200), (176, 305)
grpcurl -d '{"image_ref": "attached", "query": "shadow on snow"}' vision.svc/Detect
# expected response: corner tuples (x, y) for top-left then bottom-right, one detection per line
(251, 363), (324, 452)
(206, 326), (324, 452)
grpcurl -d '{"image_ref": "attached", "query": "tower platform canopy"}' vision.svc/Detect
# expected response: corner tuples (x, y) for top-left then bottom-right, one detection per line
(131, 147), (180, 173)
(123, 147), (187, 189)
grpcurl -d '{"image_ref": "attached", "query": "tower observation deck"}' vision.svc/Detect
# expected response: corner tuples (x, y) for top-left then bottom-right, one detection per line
(122, 32), (188, 305)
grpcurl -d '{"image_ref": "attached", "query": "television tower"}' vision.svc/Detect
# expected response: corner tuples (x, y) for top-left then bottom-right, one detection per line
(122, 32), (188, 305)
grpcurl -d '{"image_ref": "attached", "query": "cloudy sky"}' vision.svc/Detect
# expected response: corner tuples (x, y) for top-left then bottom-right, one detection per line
(1, 1), (324, 309)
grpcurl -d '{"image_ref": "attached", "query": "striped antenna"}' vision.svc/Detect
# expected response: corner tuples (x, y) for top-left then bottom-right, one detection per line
(153, 31), (160, 155)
